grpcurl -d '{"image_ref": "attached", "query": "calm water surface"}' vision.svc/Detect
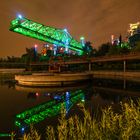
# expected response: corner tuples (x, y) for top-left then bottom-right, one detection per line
(0, 77), (140, 139)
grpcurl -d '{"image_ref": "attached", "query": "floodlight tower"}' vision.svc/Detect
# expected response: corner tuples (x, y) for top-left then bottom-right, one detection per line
(53, 44), (57, 56)
(63, 28), (70, 53)
(80, 36), (85, 47)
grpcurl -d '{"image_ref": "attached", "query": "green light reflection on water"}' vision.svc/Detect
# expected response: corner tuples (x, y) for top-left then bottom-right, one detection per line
(15, 90), (85, 128)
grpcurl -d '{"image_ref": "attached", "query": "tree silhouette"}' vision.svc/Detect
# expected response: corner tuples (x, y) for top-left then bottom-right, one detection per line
(83, 41), (93, 56)
(97, 42), (112, 56)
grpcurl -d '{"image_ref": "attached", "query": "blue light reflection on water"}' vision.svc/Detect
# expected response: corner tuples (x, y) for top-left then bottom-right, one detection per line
(65, 91), (70, 114)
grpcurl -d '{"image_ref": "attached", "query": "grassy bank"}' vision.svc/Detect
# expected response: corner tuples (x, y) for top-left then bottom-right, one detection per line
(22, 100), (140, 140)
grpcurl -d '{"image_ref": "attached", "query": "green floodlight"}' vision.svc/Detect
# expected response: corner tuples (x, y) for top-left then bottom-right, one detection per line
(0, 132), (15, 137)
(0, 133), (11, 137)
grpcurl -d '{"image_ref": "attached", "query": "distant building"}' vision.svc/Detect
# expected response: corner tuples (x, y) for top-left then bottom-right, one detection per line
(128, 21), (140, 47)
(128, 22), (140, 36)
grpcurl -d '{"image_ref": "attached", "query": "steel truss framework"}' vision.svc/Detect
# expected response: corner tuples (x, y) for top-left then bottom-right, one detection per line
(10, 17), (84, 54)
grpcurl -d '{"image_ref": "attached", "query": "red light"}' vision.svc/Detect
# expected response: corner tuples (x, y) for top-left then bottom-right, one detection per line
(36, 93), (39, 96)
(35, 44), (38, 48)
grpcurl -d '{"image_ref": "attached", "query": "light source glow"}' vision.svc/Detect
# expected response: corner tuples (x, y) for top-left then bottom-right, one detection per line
(34, 44), (38, 48)
(80, 36), (85, 40)
(64, 28), (68, 32)
(18, 14), (22, 19)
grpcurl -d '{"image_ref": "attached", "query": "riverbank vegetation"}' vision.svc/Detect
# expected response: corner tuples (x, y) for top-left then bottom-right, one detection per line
(22, 99), (140, 140)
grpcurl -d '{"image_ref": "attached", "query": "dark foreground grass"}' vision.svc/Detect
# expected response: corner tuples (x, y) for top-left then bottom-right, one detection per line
(21, 100), (140, 140)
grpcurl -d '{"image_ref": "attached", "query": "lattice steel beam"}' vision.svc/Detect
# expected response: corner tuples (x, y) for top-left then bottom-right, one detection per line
(9, 17), (84, 54)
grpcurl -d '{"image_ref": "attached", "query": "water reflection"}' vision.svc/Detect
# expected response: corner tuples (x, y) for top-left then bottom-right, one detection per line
(0, 77), (140, 136)
(15, 78), (140, 128)
(27, 92), (39, 99)
(14, 78), (140, 133)
(15, 89), (85, 131)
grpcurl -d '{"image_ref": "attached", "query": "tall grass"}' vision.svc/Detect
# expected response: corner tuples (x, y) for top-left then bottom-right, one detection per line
(22, 100), (140, 140)
(21, 125), (41, 140)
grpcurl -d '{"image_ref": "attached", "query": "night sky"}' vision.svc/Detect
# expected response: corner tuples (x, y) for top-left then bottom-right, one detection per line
(0, 0), (140, 57)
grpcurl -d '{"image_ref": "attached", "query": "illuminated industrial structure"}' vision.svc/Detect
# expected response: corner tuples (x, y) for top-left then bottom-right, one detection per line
(9, 15), (84, 55)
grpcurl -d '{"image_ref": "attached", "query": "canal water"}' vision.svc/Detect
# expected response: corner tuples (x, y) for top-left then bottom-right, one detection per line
(0, 77), (140, 139)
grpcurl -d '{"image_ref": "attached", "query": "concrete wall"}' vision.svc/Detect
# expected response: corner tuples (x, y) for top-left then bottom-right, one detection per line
(0, 68), (25, 73)
(15, 72), (91, 86)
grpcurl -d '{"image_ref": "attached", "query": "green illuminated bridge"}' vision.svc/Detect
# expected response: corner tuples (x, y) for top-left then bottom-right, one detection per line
(15, 90), (84, 128)
(9, 17), (84, 54)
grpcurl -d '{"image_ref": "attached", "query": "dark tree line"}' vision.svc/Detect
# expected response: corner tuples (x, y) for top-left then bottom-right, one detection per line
(1, 40), (140, 63)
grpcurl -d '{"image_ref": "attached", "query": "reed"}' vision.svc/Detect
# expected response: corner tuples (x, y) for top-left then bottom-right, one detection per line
(21, 125), (41, 140)
(22, 99), (140, 140)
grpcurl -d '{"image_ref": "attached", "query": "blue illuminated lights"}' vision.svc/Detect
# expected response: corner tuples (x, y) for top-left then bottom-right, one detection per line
(20, 127), (26, 134)
(18, 14), (23, 19)
(54, 95), (61, 100)
(66, 92), (70, 114)
(64, 28), (68, 32)
(65, 39), (69, 52)
(53, 44), (57, 55)
(66, 91), (70, 97)
(21, 127), (25, 131)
